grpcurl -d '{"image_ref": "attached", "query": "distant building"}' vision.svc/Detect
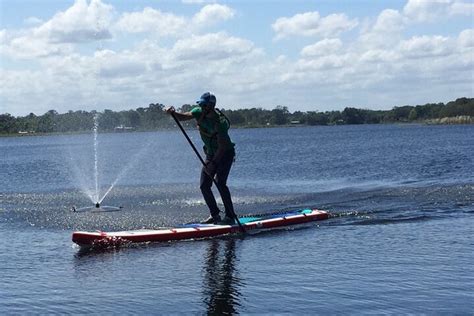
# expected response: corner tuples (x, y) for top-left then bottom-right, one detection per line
(114, 125), (135, 132)
(18, 130), (36, 135)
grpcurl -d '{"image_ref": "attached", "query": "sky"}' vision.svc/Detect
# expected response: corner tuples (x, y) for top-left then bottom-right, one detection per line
(0, 0), (473, 116)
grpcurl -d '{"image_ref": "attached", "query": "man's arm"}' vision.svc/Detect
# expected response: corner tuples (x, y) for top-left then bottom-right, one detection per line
(164, 106), (194, 121)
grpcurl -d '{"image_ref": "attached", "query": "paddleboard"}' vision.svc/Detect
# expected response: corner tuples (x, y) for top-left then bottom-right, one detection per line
(72, 209), (329, 248)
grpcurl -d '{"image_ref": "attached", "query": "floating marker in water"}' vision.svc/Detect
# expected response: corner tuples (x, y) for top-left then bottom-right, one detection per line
(71, 204), (123, 213)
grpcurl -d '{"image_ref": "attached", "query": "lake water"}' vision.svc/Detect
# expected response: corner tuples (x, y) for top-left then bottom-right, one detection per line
(1, 124), (473, 314)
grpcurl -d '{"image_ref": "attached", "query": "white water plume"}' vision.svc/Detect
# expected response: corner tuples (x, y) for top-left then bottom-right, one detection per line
(93, 112), (100, 203)
(98, 136), (153, 204)
(64, 112), (102, 205)
(66, 111), (153, 207)
(67, 150), (96, 204)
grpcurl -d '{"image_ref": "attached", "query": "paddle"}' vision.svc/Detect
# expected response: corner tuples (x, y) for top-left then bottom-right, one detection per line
(170, 111), (245, 233)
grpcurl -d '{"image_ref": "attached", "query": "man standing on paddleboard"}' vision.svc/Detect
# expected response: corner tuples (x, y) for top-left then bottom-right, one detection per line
(165, 92), (237, 225)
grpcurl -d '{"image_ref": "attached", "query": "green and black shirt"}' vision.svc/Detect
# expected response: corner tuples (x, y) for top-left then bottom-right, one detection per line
(190, 107), (235, 156)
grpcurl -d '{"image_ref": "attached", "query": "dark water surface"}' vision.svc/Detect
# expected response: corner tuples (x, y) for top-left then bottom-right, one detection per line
(1, 124), (473, 314)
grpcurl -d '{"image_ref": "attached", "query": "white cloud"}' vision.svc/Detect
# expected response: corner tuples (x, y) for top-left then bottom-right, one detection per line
(192, 4), (235, 26)
(171, 32), (256, 62)
(24, 17), (43, 25)
(359, 49), (399, 63)
(1, 0), (113, 59)
(182, 0), (216, 4)
(404, 0), (474, 22)
(0, 67), (88, 115)
(115, 4), (234, 36)
(296, 53), (351, 71)
(458, 29), (474, 48)
(450, 1), (474, 15)
(3, 33), (74, 59)
(115, 7), (186, 36)
(0, 29), (266, 114)
(404, 0), (449, 22)
(1, 1), (472, 116)
(35, 0), (114, 43)
(95, 50), (147, 78)
(358, 9), (405, 50)
(372, 9), (406, 33)
(301, 38), (343, 57)
(272, 11), (358, 40)
(318, 13), (359, 36)
(398, 35), (452, 59)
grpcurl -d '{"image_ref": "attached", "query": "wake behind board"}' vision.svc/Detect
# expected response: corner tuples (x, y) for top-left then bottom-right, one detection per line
(72, 209), (329, 248)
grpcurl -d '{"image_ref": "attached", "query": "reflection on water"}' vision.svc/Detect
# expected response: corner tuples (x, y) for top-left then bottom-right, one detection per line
(202, 239), (242, 315)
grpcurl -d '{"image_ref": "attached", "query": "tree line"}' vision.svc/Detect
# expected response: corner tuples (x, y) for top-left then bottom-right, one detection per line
(0, 97), (472, 134)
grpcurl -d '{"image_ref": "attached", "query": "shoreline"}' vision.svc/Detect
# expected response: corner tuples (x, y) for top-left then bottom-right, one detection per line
(1, 118), (472, 138)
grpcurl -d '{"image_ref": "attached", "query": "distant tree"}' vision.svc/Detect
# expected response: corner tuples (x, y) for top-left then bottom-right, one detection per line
(421, 103), (444, 119)
(100, 109), (121, 130)
(0, 97), (472, 134)
(271, 105), (289, 125)
(0, 114), (16, 133)
(342, 107), (364, 124)
(239, 107), (269, 126)
(17, 113), (38, 132)
(408, 108), (418, 121)
(121, 110), (141, 127)
(290, 110), (306, 123)
(36, 110), (58, 132)
(441, 98), (474, 117)
(306, 111), (329, 125)
(180, 104), (193, 112)
(225, 110), (245, 125)
(327, 111), (343, 124)
(392, 106), (413, 122)
(143, 103), (167, 129)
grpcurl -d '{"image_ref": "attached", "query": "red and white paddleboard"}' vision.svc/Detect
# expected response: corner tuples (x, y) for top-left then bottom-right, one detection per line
(72, 209), (329, 248)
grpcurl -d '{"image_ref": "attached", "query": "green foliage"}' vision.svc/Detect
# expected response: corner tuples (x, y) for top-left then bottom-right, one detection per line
(392, 106), (414, 122)
(306, 111), (330, 125)
(271, 106), (289, 125)
(1, 97), (472, 134)
(225, 110), (245, 125)
(408, 108), (418, 121)
(441, 98), (474, 117)
(342, 107), (365, 124)
(0, 114), (16, 133)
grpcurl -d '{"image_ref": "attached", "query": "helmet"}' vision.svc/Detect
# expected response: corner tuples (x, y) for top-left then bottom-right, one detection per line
(196, 92), (216, 107)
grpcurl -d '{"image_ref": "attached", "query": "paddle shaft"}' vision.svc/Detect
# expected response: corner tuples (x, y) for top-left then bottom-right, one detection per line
(170, 112), (245, 232)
